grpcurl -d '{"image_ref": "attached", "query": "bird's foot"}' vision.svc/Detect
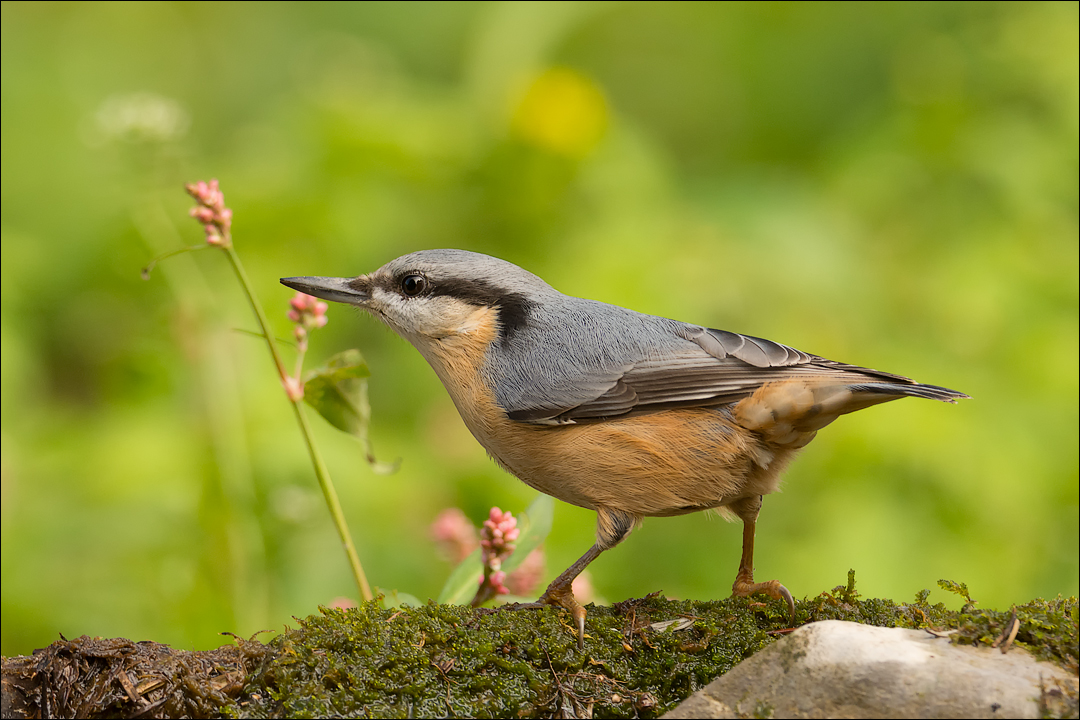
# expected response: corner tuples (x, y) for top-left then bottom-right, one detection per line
(486, 542), (604, 649)
(496, 581), (587, 648)
(732, 576), (796, 622)
(481, 585), (587, 648)
(537, 581), (588, 649)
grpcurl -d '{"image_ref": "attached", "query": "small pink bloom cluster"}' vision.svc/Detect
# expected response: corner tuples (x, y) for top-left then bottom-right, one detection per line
(506, 543), (544, 597)
(288, 293), (329, 332)
(288, 291), (329, 363)
(327, 596), (358, 610)
(430, 508), (479, 563)
(282, 292), (329, 402)
(429, 506), (547, 605)
(479, 507), (520, 597)
(185, 179), (232, 246)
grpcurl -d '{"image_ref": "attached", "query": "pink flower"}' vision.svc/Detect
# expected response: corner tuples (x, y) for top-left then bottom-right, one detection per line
(572, 571), (595, 605)
(191, 206), (215, 223)
(472, 506), (521, 605)
(430, 508), (479, 563)
(327, 596), (358, 610)
(480, 507), (520, 561)
(506, 547), (544, 597)
(485, 570), (509, 596)
(287, 292), (329, 330)
(282, 375), (304, 402)
(185, 178), (233, 247)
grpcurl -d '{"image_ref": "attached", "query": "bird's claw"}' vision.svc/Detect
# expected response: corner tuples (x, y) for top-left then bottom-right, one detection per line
(488, 583), (589, 649)
(538, 583), (588, 649)
(733, 577), (796, 622)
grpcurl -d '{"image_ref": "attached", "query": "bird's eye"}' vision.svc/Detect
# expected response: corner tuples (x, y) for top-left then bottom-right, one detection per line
(401, 274), (427, 297)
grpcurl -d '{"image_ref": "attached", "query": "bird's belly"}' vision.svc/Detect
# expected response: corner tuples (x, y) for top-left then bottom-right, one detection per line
(423, 330), (801, 518)
(464, 403), (793, 517)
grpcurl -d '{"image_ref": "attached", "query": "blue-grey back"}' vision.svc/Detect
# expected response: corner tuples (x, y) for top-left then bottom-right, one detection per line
(482, 292), (700, 420)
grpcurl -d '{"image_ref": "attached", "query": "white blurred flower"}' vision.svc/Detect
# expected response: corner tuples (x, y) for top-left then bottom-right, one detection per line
(93, 92), (190, 143)
(271, 484), (315, 524)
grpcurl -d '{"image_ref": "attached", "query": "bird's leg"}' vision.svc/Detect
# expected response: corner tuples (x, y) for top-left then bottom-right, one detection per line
(730, 496), (796, 621)
(532, 543), (602, 647)
(513, 507), (637, 648)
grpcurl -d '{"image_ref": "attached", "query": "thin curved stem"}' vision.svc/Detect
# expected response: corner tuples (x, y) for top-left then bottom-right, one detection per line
(222, 245), (372, 602)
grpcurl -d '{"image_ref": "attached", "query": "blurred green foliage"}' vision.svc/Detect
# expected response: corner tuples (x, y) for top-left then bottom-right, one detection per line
(1, 1), (1076, 657)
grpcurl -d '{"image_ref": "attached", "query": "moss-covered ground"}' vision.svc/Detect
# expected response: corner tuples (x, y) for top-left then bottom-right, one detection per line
(225, 574), (1078, 719)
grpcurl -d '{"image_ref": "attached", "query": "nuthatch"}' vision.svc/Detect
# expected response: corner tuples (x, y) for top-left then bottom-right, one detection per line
(282, 249), (967, 644)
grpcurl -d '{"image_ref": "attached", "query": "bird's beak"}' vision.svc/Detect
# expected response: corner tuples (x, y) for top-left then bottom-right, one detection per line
(280, 276), (370, 305)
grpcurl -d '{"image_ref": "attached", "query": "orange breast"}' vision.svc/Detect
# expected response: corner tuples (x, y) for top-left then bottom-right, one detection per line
(418, 310), (814, 518)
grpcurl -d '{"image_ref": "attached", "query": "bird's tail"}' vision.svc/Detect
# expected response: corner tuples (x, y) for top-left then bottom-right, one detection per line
(847, 381), (970, 404)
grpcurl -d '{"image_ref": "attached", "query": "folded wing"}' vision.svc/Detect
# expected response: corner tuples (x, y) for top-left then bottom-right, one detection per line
(506, 326), (967, 425)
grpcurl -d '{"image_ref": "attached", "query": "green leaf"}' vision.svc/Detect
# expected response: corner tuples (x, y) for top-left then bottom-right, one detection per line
(302, 349), (370, 435)
(937, 579), (976, 605)
(437, 547), (483, 605)
(303, 349), (398, 474)
(379, 588), (423, 609)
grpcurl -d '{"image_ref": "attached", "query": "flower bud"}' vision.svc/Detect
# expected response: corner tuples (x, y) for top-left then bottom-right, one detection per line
(282, 376), (304, 402)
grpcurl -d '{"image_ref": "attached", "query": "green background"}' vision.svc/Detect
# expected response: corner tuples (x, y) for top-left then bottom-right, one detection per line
(2, 1), (1076, 656)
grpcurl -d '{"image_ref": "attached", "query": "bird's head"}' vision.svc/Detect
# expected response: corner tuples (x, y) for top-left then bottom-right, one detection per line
(281, 249), (551, 350)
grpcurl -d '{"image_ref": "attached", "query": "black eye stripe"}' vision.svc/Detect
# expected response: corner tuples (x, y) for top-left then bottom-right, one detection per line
(387, 272), (535, 345)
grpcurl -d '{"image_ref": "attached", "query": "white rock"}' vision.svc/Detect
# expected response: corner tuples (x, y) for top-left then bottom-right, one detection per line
(664, 620), (1076, 719)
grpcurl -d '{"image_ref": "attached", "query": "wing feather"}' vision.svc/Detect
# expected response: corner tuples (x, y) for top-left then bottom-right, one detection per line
(508, 324), (966, 425)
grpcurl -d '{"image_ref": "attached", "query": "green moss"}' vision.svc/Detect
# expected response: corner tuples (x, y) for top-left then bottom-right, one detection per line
(225, 576), (1078, 719)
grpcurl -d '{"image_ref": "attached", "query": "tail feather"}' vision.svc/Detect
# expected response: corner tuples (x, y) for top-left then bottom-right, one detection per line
(848, 382), (970, 404)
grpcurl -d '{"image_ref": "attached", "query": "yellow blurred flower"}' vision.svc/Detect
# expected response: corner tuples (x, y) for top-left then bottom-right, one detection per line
(512, 67), (609, 157)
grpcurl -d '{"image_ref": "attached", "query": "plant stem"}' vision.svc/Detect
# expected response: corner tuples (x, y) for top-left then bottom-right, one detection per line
(222, 246), (289, 382)
(291, 395), (373, 602)
(222, 245), (373, 602)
